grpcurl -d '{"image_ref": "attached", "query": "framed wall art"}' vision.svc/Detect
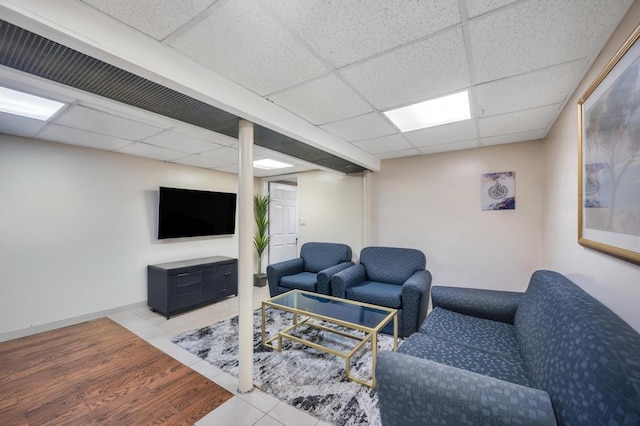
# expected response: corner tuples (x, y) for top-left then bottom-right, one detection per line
(578, 24), (640, 265)
(482, 171), (515, 211)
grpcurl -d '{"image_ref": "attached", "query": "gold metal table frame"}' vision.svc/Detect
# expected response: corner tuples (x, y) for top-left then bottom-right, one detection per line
(261, 290), (398, 388)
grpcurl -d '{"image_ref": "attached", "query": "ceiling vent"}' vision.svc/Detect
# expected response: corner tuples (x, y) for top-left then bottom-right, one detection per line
(0, 19), (365, 174)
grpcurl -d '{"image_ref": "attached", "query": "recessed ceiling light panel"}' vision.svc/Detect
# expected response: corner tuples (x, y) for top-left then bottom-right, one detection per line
(384, 91), (471, 132)
(0, 86), (65, 121)
(253, 158), (294, 170)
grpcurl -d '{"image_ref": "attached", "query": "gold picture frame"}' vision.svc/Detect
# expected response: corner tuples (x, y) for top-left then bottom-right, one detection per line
(577, 24), (640, 265)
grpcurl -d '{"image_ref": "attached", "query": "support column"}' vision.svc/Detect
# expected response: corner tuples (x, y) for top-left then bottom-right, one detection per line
(237, 119), (254, 393)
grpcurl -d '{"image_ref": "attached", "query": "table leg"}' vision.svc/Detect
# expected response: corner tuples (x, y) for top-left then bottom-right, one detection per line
(345, 355), (351, 380)
(393, 315), (398, 351)
(371, 332), (378, 388)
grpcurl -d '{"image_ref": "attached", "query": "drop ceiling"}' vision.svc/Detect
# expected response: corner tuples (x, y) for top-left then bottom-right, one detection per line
(0, 0), (633, 176)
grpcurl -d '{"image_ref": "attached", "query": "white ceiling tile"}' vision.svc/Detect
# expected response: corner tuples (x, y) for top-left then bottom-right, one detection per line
(168, 0), (329, 96)
(404, 119), (477, 147)
(252, 146), (301, 163)
(342, 28), (470, 110)
(352, 134), (413, 154)
(177, 126), (237, 147)
(480, 129), (546, 146)
(418, 139), (480, 154)
(54, 105), (162, 141)
(474, 60), (587, 117)
(116, 142), (185, 161)
(263, 0), (460, 68)
(6, 0), (631, 165)
(470, 0), (632, 82)
(81, 0), (216, 40)
(466, 0), (518, 18)
(0, 112), (47, 137)
(38, 124), (132, 151)
(319, 113), (397, 142)
(252, 145), (277, 159)
(268, 74), (372, 125)
(142, 129), (224, 154)
(172, 155), (230, 169)
(478, 104), (560, 137)
(377, 148), (422, 160)
(199, 146), (239, 164)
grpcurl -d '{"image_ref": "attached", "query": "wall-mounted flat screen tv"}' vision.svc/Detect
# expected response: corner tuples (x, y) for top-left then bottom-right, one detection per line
(158, 187), (237, 239)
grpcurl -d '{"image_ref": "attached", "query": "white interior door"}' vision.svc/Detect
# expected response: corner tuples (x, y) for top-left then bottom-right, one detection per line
(268, 182), (298, 266)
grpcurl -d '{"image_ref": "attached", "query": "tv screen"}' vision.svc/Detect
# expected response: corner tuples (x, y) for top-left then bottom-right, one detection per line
(158, 187), (237, 239)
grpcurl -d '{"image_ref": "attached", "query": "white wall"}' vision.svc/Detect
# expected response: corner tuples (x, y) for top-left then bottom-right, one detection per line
(0, 135), (238, 335)
(542, 0), (640, 331)
(298, 170), (364, 260)
(370, 141), (544, 292)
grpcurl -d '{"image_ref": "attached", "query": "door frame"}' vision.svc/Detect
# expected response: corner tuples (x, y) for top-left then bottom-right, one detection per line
(261, 173), (300, 267)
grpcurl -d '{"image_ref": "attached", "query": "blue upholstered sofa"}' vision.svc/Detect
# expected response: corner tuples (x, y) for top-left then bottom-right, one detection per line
(266, 242), (354, 297)
(376, 270), (640, 425)
(331, 246), (432, 338)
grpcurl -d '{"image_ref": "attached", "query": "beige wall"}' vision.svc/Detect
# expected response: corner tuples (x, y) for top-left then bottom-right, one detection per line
(0, 135), (239, 336)
(298, 170), (364, 260)
(4, 2), (640, 337)
(370, 141), (544, 292)
(542, 1), (640, 331)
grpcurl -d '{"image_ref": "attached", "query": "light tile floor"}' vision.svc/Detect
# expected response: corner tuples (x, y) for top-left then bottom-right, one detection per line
(107, 286), (334, 426)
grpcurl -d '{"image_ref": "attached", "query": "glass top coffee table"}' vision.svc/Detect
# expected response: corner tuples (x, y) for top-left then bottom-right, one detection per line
(261, 290), (398, 388)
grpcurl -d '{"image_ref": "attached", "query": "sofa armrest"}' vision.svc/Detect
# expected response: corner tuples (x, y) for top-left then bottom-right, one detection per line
(401, 270), (432, 336)
(266, 258), (304, 296)
(431, 286), (523, 324)
(376, 351), (557, 426)
(330, 264), (366, 298)
(317, 261), (355, 295)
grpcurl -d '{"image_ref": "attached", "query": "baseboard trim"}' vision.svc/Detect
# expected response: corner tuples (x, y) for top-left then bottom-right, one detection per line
(0, 301), (147, 343)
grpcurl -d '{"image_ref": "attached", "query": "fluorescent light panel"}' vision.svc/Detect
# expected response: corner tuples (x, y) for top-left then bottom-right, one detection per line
(0, 86), (65, 121)
(253, 158), (294, 170)
(384, 91), (471, 132)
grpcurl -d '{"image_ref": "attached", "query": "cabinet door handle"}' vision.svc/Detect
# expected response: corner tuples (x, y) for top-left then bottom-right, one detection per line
(224, 272), (231, 276)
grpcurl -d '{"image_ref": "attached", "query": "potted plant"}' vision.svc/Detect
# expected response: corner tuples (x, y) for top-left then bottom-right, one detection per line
(253, 194), (270, 287)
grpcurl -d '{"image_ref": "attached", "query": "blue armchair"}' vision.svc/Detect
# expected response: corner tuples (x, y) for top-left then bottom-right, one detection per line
(331, 246), (432, 337)
(266, 242), (354, 297)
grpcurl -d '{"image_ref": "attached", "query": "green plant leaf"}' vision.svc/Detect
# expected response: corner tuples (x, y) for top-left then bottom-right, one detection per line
(253, 194), (271, 273)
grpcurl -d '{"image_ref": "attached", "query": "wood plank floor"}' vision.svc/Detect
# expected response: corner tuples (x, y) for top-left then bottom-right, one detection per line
(0, 317), (233, 425)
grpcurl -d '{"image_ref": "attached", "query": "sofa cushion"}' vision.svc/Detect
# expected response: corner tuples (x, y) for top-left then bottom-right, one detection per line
(346, 281), (402, 309)
(431, 286), (522, 324)
(301, 242), (352, 273)
(280, 272), (317, 292)
(398, 332), (530, 387)
(360, 247), (426, 285)
(421, 308), (522, 360)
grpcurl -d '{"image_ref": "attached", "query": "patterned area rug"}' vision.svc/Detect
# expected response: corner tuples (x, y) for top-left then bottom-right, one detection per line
(172, 307), (394, 426)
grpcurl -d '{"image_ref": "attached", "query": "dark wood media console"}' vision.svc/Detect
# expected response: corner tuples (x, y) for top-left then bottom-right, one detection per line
(147, 256), (238, 318)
